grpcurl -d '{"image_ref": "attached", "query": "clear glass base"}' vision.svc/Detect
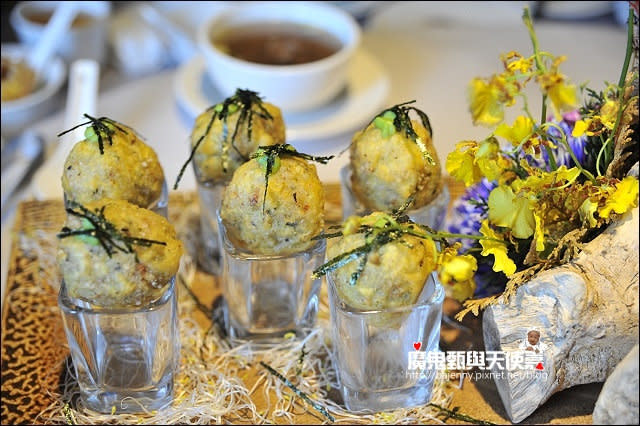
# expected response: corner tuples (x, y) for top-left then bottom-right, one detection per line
(223, 277), (320, 342)
(80, 336), (175, 413)
(341, 376), (435, 412)
(340, 166), (450, 229)
(328, 272), (444, 412)
(59, 278), (179, 414)
(196, 181), (226, 275)
(218, 212), (325, 343)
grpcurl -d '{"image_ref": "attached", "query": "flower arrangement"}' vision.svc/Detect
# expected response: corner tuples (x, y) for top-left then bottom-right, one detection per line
(445, 6), (639, 318)
(311, 6), (638, 316)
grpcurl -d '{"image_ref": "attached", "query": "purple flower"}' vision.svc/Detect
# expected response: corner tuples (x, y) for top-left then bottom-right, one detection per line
(447, 178), (496, 251)
(446, 178), (506, 297)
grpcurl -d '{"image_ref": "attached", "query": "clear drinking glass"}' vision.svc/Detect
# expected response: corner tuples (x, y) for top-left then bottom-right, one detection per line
(327, 271), (444, 412)
(340, 166), (450, 229)
(217, 212), (326, 342)
(58, 277), (179, 413)
(195, 180), (226, 275)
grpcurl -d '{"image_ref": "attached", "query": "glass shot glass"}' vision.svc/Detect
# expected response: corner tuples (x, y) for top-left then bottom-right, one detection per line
(327, 271), (445, 412)
(194, 179), (226, 275)
(217, 211), (326, 342)
(58, 277), (180, 413)
(340, 166), (450, 230)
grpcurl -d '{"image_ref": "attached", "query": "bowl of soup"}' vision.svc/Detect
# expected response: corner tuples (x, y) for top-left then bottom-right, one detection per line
(197, 1), (361, 113)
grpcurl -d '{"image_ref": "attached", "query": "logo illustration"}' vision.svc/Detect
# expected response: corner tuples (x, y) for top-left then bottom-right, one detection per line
(519, 329), (547, 354)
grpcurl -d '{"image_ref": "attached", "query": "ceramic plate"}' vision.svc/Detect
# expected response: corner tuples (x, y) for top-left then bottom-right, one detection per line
(173, 48), (390, 142)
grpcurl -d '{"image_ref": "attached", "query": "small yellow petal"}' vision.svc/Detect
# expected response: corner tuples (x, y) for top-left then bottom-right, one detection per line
(479, 220), (517, 276)
(450, 278), (477, 303)
(572, 119), (589, 137)
(534, 213), (545, 252)
(494, 116), (534, 146)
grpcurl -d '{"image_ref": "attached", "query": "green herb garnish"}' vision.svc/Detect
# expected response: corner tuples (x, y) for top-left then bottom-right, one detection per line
(57, 200), (166, 261)
(296, 344), (307, 377)
(174, 88), (277, 189)
(251, 143), (334, 214)
(311, 198), (444, 285)
(368, 100), (435, 165)
(58, 114), (129, 155)
(428, 403), (496, 425)
(259, 361), (335, 423)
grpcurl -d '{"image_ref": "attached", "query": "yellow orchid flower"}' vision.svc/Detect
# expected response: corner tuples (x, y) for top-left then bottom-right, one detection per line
(446, 142), (484, 187)
(538, 72), (578, 120)
(488, 185), (536, 239)
(438, 245), (478, 302)
(468, 77), (505, 127)
(519, 166), (581, 192)
(450, 277), (477, 303)
(598, 99), (619, 130)
(447, 139), (511, 186)
(494, 115), (534, 146)
(440, 254), (477, 283)
(502, 51), (533, 75)
(598, 176), (639, 219)
(579, 198), (598, 228)
(479, 220), (517, 276)
(475, 138), (509, 181)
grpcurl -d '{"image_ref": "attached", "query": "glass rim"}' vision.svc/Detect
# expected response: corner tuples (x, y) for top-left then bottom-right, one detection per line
(151, 178), (169, 210)
(58, 276), (176, 314)
(327, 271), (444, 316)
(216, 209), (326, 260)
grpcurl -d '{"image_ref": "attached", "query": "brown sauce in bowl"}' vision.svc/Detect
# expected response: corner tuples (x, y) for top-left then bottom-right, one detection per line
(213, 22), (341, 66)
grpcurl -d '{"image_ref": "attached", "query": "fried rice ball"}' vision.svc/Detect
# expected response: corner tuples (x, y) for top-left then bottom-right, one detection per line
(57, 199), (184, 308)
(350, 119), (442, 212)
(220, 155), (324, 255)
(62, 124), (165, 208)
(191, 102), (285, 183)
(327, 212), (437, 311)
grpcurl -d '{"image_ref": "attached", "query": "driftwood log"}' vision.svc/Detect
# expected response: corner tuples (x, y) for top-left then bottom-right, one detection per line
(482, 207), (639, 423)
(592, 344), (639, 424)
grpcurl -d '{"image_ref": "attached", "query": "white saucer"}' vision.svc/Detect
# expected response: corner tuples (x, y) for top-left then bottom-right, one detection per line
(173, 49), (390, 142)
